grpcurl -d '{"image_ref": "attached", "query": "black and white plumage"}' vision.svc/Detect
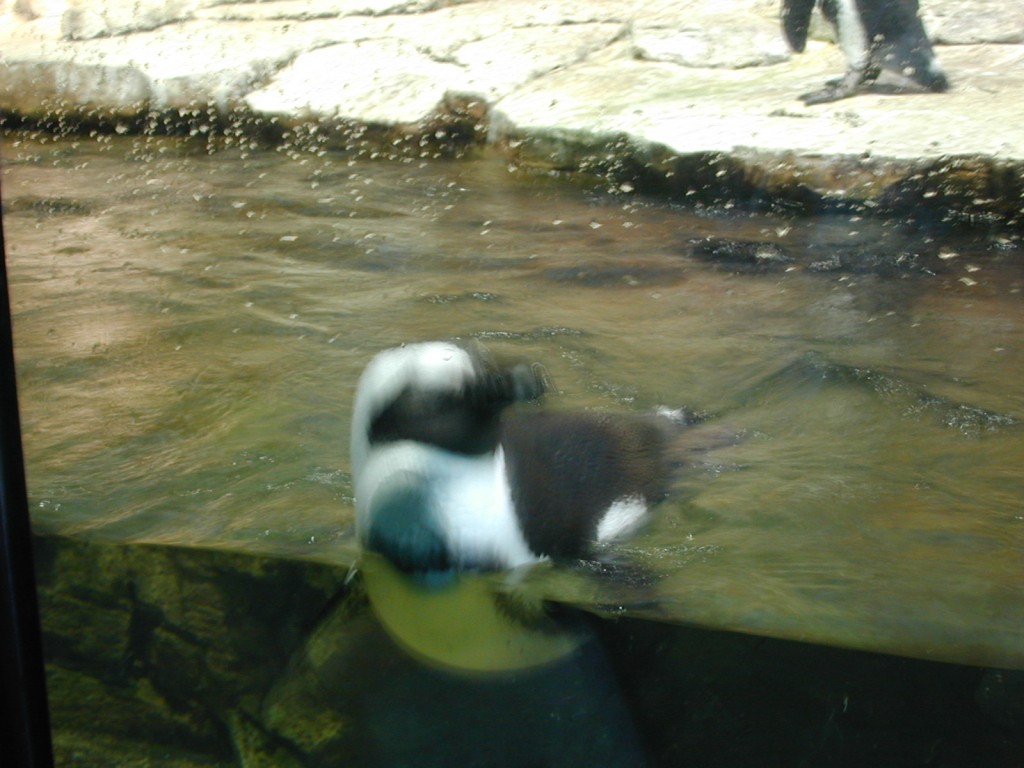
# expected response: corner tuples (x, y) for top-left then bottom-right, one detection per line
(782, 0), (948, 104)
(350, 341), (671, 578)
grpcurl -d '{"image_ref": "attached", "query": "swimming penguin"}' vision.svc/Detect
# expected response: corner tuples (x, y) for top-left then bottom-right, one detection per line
(349, 340), (672, 578)
(782, 0), (949, 104)
(350, 340), (680, 674)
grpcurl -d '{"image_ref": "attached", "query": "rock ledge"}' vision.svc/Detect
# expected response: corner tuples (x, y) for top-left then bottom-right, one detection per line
(2, 0), (1023, 227)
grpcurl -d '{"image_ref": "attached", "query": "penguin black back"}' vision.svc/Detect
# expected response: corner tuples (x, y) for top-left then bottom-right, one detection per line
(502, 410), (670, 560)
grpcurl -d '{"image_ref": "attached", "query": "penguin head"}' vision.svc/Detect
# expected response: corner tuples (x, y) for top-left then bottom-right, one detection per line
(350, 341), (547, 477)
(350, 341), (549, 574)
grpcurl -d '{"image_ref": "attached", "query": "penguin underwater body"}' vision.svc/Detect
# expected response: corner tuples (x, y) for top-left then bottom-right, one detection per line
(347, 341), (660, 765)
(350, 340), (672, 580)
(782, 0), (948, 104)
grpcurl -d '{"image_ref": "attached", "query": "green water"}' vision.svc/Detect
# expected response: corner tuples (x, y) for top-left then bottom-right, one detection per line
(3, 130), (1023, 669)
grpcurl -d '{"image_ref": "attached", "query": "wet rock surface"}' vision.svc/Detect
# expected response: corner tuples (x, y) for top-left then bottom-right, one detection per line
(33, 532), (1024, 767)
(33, 533), (344, 766)
(1, 0), (1022, 227)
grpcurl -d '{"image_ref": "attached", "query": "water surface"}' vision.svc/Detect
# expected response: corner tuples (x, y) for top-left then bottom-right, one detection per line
(3, 130), (1023, 669)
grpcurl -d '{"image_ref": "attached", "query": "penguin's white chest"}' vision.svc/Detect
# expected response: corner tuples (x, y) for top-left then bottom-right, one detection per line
(355, 442), (540, 571)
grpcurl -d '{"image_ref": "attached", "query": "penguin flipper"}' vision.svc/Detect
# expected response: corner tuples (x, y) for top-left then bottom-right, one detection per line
(781, 0), (817, 52)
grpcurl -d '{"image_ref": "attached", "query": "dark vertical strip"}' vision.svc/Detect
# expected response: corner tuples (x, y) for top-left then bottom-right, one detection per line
(0, 176), (56, 766)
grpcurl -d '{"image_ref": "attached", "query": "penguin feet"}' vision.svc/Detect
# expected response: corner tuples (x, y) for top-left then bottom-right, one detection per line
(800, 66), (877, 105)
(801, 62), (948, 105)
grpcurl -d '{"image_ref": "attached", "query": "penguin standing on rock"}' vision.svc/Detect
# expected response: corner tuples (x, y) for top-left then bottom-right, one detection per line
(782, 0), (949, 104)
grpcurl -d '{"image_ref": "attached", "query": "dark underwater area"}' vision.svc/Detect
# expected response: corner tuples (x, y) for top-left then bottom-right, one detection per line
(35, 532), (1024, 768)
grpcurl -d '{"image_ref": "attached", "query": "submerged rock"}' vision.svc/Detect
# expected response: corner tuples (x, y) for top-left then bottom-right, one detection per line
(33, 533), (346, 764)
(225, 709), (307, 768)
(688, 236), (792, 274)
(29, 531), (1024, 766)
